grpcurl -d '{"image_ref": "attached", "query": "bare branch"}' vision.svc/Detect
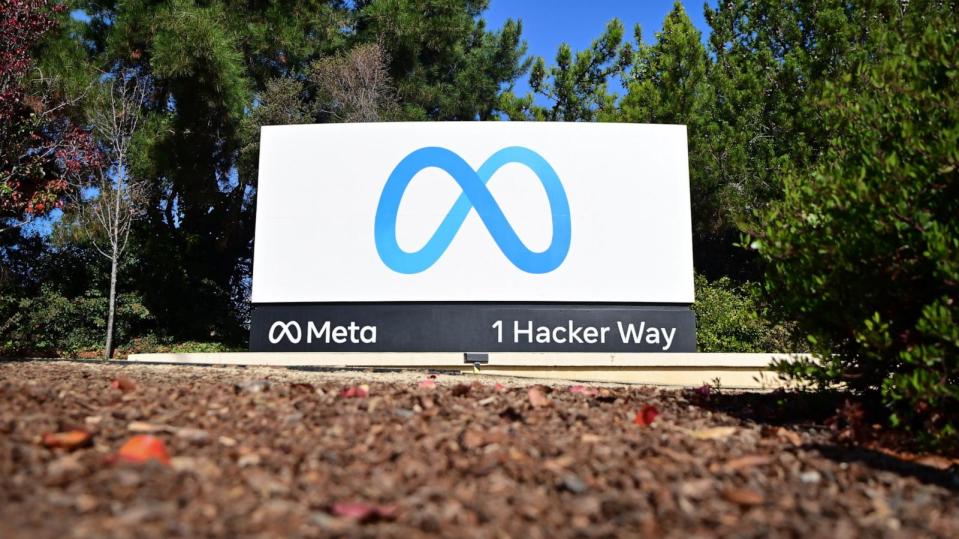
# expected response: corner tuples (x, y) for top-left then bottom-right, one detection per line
(310, 42), (398, 123)
(68, 69), (152, 358)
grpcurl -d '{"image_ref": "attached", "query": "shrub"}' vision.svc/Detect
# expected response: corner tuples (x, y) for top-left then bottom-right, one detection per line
(692, 274), (798, 353)
(0, 285), (153, 357)
(753, 17), (959, 447)
(112, 337), (241, 358)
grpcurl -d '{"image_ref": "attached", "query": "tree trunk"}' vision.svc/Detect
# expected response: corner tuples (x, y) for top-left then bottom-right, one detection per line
(104, 250), (118, 359)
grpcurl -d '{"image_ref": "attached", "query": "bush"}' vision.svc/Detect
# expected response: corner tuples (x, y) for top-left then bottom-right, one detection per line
(753, 17), (959, 447)
(113, 338), (240, 358)
(692, 274), (798, 353)
(0, 285), (153, 357)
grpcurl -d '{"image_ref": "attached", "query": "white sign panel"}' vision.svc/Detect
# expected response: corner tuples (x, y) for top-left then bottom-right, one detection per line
(251, 122), (694, 303)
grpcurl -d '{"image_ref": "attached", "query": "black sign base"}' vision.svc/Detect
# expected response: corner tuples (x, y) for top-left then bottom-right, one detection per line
(250, 304), (696, 353)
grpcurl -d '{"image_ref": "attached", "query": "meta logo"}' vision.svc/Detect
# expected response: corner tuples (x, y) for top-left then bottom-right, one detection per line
(268, 321), (377, 344)
(374, 147), (571, 274)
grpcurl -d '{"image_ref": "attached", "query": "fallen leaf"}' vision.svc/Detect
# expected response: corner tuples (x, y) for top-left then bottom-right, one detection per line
(569, 385), (599, 396)
(331, 501), (397, 522)
(339, 384), (369, 399)
(580, 433), (603, 443)
(528, 387), (551, 408)
(451, 384), (471, 397)
(723, 454), (773, 472)
(689, 426), (737, 440)
(633, 404), (659, 427)
(42, 430), (92, 450)
(722, 486), (765, 506)
(111, 377), (137, 392)
(117, 435), (171, 465)
(418, 379), (436, 389)
(494, 383), (507, 392)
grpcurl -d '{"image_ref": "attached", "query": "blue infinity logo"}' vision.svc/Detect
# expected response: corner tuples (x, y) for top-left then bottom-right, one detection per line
(374, 146), (571, 274)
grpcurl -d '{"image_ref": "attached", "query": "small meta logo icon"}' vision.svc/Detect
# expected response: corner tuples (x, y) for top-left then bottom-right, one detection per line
(374, 146), (571, 274)
(268, 321), (302, 343)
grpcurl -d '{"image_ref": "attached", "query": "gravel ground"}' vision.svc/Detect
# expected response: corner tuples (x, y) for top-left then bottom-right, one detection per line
(1, 360), (957, 538)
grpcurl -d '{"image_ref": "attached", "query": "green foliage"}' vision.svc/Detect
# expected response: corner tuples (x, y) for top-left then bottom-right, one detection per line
(48, 0), (532, 343)
(114, 336), (240, 357)
(692, 275), (797, 353)
(614, 2), (708, 126)
(356, 0), (529, 120)
(502, 18), (625, 121)
(609, 3), (730, 278)
(1, 285), (153, 356)
(692, 0), (905, 279)
(755, 9), (959, 446)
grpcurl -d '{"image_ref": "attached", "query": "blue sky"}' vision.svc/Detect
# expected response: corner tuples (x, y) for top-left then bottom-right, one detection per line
(483, 0), (714, 98)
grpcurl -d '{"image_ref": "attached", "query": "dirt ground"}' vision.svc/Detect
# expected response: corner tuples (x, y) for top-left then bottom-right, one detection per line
(1, 360), (957, 538)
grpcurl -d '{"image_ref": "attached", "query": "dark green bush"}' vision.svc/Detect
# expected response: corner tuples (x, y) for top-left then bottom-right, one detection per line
(692, 274), (798, 353)
(754, 17), (959, 446)
(0, 286), (153, 357)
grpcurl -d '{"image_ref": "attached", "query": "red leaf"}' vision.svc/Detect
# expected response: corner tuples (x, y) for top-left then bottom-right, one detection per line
(633, 404), (659, 427)
(116, 435), (170, 465)
(339, 384), (369, 399)
(111, 376), (137, 392)
(42, 430), (92, 450)
(418, 379), (436, 389)
(332, 501), (397, 522)
(494, 383), (507, 393)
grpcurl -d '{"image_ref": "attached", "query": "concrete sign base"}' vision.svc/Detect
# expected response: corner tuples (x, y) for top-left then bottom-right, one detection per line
(125, 352), (804, 389)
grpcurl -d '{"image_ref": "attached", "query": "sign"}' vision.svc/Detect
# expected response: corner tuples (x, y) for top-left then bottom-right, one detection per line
(250, 122), (696, 352)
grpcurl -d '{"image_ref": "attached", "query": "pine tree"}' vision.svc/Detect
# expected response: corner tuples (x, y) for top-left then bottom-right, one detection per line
(501, 19), (626, 121)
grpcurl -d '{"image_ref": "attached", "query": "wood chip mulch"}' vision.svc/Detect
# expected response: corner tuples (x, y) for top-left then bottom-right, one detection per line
(0, 361), (957, 538)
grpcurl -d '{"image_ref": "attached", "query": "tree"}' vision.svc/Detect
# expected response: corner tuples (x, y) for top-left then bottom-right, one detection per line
(63, 0), (530, 342)
(72, 0), (352, 341)
(502, 19), (626, 122)
(236, 42), (399, 194)
(610, 2), (723, 276)
(75, 73), (150, 358)
(699, 0), (907, 278)
(354, 0), (529, 120)
(754, 5), (959, 445)
(311, 42), (398, 123)
(0, 0), (98, 233)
